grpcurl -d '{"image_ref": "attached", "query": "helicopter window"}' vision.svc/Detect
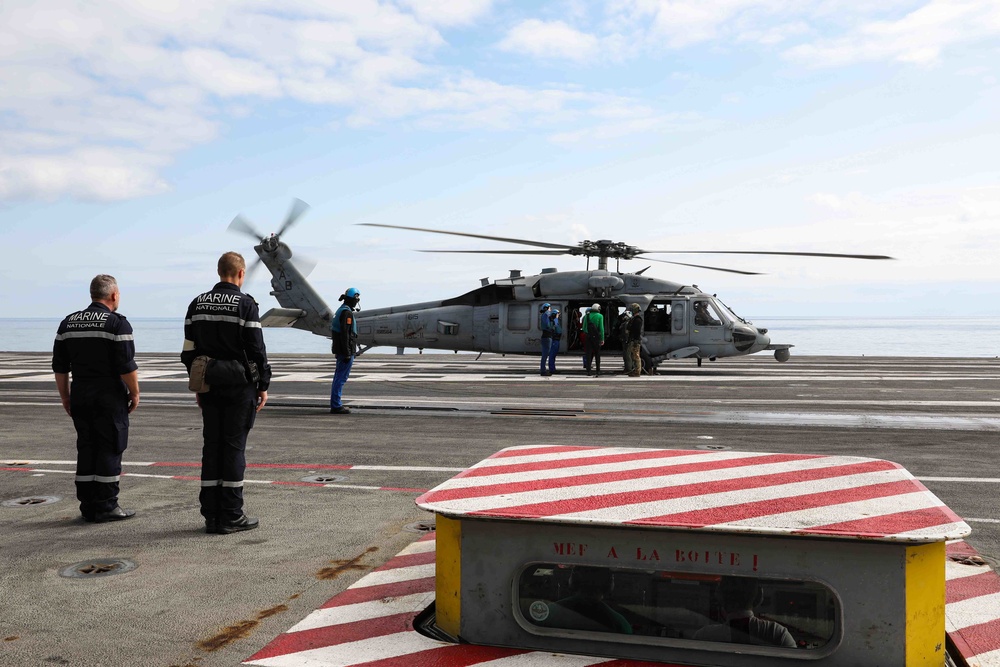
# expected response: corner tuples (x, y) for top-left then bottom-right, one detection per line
(693, 301), (723, 327)
(515, 565), (839, 653)
(644, 301), (672, 333)
(507, 304), (531, 331)
(437, 321), (459, 335)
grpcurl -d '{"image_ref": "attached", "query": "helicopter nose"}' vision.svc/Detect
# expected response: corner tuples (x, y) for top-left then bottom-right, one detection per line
(754, 328), (770, 353)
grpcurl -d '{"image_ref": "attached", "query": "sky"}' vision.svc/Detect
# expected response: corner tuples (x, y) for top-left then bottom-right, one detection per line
(2, 0), (999, 322)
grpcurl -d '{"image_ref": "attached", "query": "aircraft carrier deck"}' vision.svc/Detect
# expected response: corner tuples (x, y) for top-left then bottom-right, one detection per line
(1, 352), (998, 666)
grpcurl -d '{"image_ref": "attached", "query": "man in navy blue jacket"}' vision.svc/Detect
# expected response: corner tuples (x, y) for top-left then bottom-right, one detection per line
(53, 274), (140, 523)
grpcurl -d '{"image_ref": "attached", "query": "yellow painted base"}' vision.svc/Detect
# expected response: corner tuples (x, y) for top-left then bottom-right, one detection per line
(905, 541), (945, 666)
(435, 514), (462, 638)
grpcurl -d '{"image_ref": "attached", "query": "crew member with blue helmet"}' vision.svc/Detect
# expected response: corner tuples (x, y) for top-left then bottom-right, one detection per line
(538, 302), (553, 376)
(330, 287), (360, 414)
(548, 308), (562, 375)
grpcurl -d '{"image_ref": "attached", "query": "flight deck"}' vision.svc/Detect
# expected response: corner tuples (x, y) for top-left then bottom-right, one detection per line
(1, 352), (999, 666)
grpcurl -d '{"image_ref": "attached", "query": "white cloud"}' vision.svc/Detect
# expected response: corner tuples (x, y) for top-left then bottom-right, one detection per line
(395, 0), (494, 26)
(0, 148), (169, 201)
(786, 0), (1000, 67)
(498, 19), (600, 61)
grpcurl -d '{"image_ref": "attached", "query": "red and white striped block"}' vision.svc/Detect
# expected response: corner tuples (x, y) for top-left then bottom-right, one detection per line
(946, 540), (1000, 666)
(243, 533), (674, 667)
(416, 445), (969, 542)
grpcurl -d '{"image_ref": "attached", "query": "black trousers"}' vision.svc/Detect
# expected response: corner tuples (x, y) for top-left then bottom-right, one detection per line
(199, 384), (256, 521)
(584, 337), (602, 373)
(70, 380), (129, 518)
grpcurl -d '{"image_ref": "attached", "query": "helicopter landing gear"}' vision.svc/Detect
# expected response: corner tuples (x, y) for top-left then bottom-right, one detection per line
(774, 348), (791, 362)
(697, 358), (702, 367)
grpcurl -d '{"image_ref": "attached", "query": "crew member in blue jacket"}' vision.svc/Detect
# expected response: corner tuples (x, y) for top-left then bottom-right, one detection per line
(548, 308), (562, 375)
(539, 302), (553, 376)
(330, 287), (360, 414)
(53, 274), (140, 523)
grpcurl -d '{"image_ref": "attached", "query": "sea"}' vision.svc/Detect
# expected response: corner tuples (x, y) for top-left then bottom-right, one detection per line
(6, 316), (1000, 358)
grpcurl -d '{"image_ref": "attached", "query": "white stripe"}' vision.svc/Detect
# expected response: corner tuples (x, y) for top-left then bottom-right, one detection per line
(189, 314), (261, 328)
(75, 474), (95, 482)
(346, 563), (435, 589)
(428, 455), (896, 514)
(242, 630), (443, 667)
(946, 559), (992, 582)
(94, 475), (120, 483)
(945, 591), (1000, 632)
(55, 331), (134, 342)
(720, 491), (943, 534)
(286, 591), (434, 633)
(201, 480), (220, 487)
(396, 539), (436, 556)
(222, 480), (244, 488)
(892, 520), (970, 540)
(967, 517), (1000, 523)
(553, 468), (913, 523)
(969, 646), (1000, 667)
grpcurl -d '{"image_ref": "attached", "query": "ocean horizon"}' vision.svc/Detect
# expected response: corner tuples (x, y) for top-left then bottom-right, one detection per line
(6, 316), (1000, 358)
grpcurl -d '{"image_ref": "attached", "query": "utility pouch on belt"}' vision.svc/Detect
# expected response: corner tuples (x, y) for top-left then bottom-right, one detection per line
(243, 352), (261, 385)
(205, 359), (249, 386)
(188, 356), (211, 393)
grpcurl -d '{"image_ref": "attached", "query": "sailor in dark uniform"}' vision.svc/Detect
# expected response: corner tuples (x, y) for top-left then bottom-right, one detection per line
(181, 252), (271, 534)
(52, 274), (140, 523)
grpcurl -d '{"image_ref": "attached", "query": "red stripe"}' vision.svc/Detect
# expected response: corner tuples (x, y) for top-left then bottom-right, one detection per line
(797, 505), (964, 538)
(947, 571), (1000, 604)
(418, 532), (436, 542)
(491, 446), (597, 458)
(460, 448), (780, 479)
(630, 479), (919, 527)
(173, 475), (200, 481)
(425, 453), (818, 503)
(150, 461), (352, 470)
(1, 467), (33, 472)
(474, 459), (900, 521)
(948, 617), (1000, 659)
(321, 576), (435, 609)
(244, 612), (414, 661)
(346, 643), (527, 667)
(373, 549), (435, 572)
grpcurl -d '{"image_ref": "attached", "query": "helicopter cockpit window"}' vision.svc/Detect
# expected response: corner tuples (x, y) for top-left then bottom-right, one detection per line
(644, 301), (672, 333)
(516, 565), (839, 653)
(693, 301), (724, 327)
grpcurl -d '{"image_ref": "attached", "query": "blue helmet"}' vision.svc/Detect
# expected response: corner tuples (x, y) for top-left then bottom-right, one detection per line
(345, 287), (360, 298)
(540, 302), (550, 311)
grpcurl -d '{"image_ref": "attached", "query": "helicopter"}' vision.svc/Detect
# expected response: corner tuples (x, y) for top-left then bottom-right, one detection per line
(228, 199), (893, 370)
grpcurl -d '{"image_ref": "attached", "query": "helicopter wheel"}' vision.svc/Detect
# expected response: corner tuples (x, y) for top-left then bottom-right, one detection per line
(697, 358), (702, 367)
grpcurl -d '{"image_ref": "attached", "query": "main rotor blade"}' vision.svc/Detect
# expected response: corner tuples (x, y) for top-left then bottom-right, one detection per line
(359, 223), (574, 251)
(277, 198), (310, 237)
(228, 214), (264, 241)
(639, 250), (894, 260)
(643, 257), (764, 275)
(417, 249), (569, 256)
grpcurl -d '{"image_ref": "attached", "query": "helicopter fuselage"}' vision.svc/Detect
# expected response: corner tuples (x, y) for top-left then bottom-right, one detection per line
(254, 240), (789, 364)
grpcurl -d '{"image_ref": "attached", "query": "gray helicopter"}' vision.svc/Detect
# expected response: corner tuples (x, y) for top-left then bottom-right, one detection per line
(228, 200), (893, 369)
